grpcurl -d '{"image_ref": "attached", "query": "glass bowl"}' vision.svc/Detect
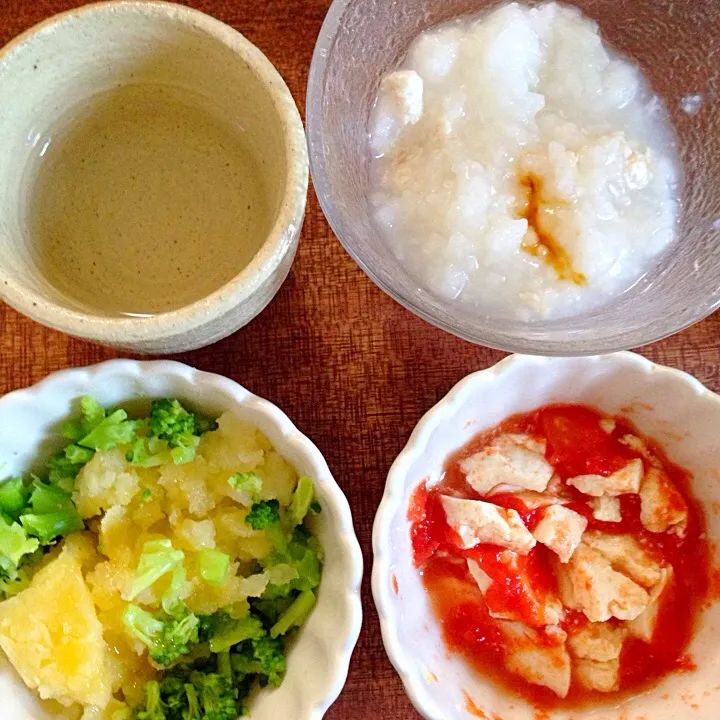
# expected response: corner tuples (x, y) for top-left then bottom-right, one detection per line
(307, 0), (720, 355)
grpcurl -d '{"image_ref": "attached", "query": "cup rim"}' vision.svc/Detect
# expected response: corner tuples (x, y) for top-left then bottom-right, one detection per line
(0, 0), (309, 342)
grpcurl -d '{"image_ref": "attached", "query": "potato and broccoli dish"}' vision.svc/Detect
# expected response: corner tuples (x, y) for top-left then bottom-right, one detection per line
(0, 397), (323, 719)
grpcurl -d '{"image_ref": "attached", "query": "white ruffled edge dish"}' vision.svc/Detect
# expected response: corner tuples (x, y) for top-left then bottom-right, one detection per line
(0, 359), (363, 720)
(372, 352), (720, 720)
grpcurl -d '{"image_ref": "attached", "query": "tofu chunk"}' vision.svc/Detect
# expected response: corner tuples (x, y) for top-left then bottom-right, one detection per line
(628, 566), (674, 642)
(489, 489), (565, 510)
(574, 657), (620, 692)
(619, 434), (659, 466)
(488, 474), (572, 509)
(567, 459), (643, 497)
(588, 496), (622, 522)
(467, 558), (563, 626)
(599, 418), (616, 434)
(560, 544), (649, 622)
(568, 623), (626, 661)
(370, 70), (424, 154)
(460, 434), (554, 496)
(441, 495), (536, 553)
(498, 621), (571, 698)
(532, 505), (587, 563)
(582, 531), (663, 589)
(639, 467), (689, 537)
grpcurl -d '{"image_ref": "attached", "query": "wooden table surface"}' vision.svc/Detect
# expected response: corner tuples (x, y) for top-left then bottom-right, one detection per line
(1, 0), (719, 717)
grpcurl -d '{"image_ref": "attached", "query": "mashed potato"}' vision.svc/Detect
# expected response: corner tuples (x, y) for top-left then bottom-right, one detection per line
(369, 1), (680, 320)
(0, 405), (317, 719)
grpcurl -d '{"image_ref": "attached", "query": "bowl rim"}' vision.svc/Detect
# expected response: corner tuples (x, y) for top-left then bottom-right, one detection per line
(306, 0), (719, 356)
(371, 351), (717, 719)
(0, 0), (309, 343)
(0, 358), (363, 719)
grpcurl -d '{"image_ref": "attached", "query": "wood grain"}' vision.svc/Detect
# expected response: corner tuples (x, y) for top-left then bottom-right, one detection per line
(1, 1), (719, 717)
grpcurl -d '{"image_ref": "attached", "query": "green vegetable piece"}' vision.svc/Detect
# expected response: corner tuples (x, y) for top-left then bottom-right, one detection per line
(310, 500), (322, 515)
(191, 671), (238, 719)
(230, 634), (286, 688)
(261, 531), (322, 593)
(0, 565), (32, 599)
(209, 613), (265, 653)
(78, 409), (137, 450)
(270, 589), (316, 638)
(64, 444), (95, 465)
(289, 476), (315, 526)
(126, 437), (167, 468)
(20, 511), (84, 544)
(123, 603), (199, 667)
(245, 500), (280, 530)
(198, 549), (230, 587)
(129, 538), (186, 606)
(193, 414), (219, 435)
(28, 479), (75, 514)
(136, 680), (166, 720)
(47, 454), (81, 493)
(136, 668), (238, 720)
(251, 595), (295, 625)
(216, 649), (232, 680)
(170, 438), (200, 465)
(0, 514), (39, 567)
(63, 396), (106, 441)
(228, 472), (262, 499)
(184, 683), (201, 720)
(0, 478), (30, 520)
(147, 399), (201, 465)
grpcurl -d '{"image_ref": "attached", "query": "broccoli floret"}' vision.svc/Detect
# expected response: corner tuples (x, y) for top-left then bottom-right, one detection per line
(245, 500), (280, 530)
(191, 671), (238, 720)
(270, 589), (317, 638)
(208, 613), (265, 653)
(183, 683), (201, 720)
(136, 667), (239, 720)
(250, 595), (295, 624)
(123, 603), (199, 667)
(77, 408), (138, 451)
(46, 454), (81, 493)
(136, 680), (167, 720)
(193, 414), (219, 435)
(63, 396), (105, 441)
(128, 538), (187, 612)
(147, 399), (201, 464)
(289, 476), (315, 526)
(261, 529), (322, 595)
(64, 444), (95, 465)
(228, 472), (262, 499)
(231, 634), (286, 688)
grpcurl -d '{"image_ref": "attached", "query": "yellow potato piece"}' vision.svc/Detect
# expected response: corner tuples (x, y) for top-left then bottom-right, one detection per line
(0, 545), (112, 708)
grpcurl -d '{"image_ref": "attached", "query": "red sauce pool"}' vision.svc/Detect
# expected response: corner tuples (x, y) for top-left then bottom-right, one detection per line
(409, 404), (710, 710)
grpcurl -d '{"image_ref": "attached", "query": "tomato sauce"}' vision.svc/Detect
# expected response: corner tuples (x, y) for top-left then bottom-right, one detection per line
(409, 404), (710, 710)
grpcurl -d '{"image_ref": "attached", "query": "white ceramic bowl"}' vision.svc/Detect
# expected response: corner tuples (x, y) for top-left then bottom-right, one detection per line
(0, 360), (362, 720)
(372, 352), (720, 720)
(0, 2), (309, 353)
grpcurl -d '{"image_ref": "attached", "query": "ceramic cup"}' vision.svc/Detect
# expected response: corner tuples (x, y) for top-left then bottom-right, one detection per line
(0, 1), (308, 354)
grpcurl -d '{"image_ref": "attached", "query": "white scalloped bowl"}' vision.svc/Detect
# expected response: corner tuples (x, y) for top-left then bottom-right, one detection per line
(0, 360), (362, 720)
(373, 352), (720, 720)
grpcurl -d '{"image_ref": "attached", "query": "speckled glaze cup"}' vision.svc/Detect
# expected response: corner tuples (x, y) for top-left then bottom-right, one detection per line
(0, 1), (308, 353)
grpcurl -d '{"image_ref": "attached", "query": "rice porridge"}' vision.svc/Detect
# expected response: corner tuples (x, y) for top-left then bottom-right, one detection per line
(368, 2), (680, 321)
